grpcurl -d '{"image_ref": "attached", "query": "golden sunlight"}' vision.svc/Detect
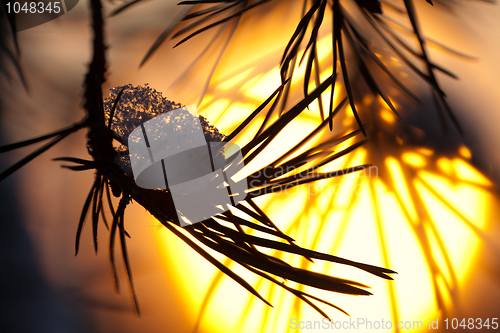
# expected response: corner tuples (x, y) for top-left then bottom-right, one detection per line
(154, 148), (493, 332)
(152, 49), (495, 332)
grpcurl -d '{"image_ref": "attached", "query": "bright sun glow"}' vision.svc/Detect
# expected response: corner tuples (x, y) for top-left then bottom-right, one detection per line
(153, 30), (494, 333)
(154, 148), (493, 332)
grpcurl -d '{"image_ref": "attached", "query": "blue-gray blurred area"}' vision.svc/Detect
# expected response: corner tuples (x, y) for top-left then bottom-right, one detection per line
(0, 127), (91, 333)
